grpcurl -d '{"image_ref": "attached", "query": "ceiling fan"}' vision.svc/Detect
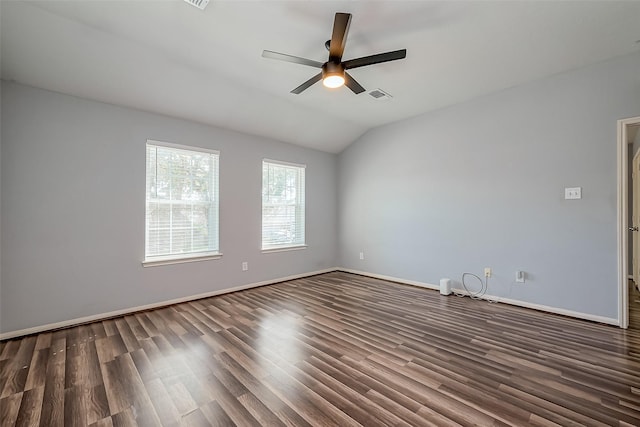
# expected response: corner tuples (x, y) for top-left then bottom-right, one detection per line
(262, 12), (407, 95)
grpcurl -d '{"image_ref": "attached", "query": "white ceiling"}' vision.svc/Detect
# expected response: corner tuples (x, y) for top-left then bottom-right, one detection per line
(2, 1), (639, 153)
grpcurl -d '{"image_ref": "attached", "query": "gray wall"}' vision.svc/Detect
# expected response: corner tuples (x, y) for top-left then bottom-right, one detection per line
(338, 52), (640, 320)
(0, 82), (338, 333)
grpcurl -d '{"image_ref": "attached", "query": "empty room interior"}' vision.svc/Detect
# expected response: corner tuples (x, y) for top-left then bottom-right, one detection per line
(1, 1), (640, 426)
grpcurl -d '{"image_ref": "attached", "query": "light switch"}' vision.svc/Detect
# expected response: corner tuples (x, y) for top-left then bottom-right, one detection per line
(564, 187), (581, 200)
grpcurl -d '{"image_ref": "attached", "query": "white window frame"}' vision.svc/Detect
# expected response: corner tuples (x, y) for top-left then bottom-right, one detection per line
(143, 140), (221, 267)
(261, 159), (306, 252)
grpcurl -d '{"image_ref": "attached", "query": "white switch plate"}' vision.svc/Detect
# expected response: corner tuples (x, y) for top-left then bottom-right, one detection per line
(564, 187), (581, 200)
(359, 252), (364, 260)
(242, 262), (248, 271)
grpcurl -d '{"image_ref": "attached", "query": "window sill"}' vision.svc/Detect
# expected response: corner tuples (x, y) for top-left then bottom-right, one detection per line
(261, 245), (307, 254)
(142, 252), (222, 267)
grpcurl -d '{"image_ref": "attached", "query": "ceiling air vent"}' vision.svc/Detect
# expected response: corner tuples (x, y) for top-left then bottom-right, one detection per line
(183, 0), (209, 10)
(369, 89), (393, 100)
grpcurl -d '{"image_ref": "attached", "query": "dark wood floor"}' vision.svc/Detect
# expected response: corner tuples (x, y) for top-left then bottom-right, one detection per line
(1, 271), (640, 426)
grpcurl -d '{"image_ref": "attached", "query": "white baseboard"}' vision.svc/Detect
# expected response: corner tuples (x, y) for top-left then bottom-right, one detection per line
(338, 268), (440, 291)
(454, 289), (618, 326)
(0, 268), (338, 340)
(338, 268), (619, 327)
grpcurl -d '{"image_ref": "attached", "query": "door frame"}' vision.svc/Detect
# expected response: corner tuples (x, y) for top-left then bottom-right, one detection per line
(617, 116), (640, 329)
(633, 150), (640, 285)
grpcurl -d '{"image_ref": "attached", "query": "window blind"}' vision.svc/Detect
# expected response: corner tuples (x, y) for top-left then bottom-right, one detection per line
(145, 141), (219, 260)
(262, 160), (305, 250)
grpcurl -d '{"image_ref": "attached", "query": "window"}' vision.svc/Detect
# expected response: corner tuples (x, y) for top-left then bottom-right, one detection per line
(144, 140), (220, 265)
(262, 160), (306, 250)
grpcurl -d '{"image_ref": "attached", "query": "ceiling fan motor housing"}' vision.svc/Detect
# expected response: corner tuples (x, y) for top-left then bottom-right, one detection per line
(322, 61), (345, 79)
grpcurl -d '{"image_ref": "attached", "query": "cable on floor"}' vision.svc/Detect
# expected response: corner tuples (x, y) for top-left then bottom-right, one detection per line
(455, 272), (490, 300)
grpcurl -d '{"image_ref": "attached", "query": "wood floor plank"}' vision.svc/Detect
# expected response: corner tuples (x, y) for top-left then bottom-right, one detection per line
(129, 347), (157, 385)
(15, 385), (44, 426)
(0, 272), (639, 426)
(89, 417), (114, 427)
(0, 392), (23, 426)
(33, 333), (52, 351)
(124, 315), (150, 342)
(200, 373), (261, 426)
(237, 391), (287, 427)
(1, 336), (36, 398)
(143, 378), (182, 427)
(85, 384), (111, 425)
(39, 337), (66, 427)
(179, 408), (211, 427)
(163, 378), (198, 416)
(24, 348), (49, 391)
(64, 385), (88, 427)
(94, 335), (127, 365)
(200, 400), (236, 427)
(114, 318), (141, 353)
(110, 407), (137, 427)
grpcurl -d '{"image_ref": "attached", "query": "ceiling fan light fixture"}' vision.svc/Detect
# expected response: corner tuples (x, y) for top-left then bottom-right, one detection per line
(322, 62), (345, 89)
(323, 74), (345, 88)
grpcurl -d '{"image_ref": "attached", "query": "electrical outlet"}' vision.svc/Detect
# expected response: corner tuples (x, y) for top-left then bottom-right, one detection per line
(359, 252), (364, 260)
(242, 262), (248, 271)
(484, 267), (492, 278)
(564, 187), (582, 200)
(516, 271), (525, 283)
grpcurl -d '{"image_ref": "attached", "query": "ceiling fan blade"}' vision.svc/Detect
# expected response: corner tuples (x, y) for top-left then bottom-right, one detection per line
(329, 13), (351, 61)
(343, 49), (407, 70)
(344, 72), (365, 94)
(291, 73), (323, 94)
(262, 50), (323, 68)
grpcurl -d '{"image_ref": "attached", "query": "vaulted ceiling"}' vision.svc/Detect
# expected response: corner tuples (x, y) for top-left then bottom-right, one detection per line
(2, 1), (639, 153)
